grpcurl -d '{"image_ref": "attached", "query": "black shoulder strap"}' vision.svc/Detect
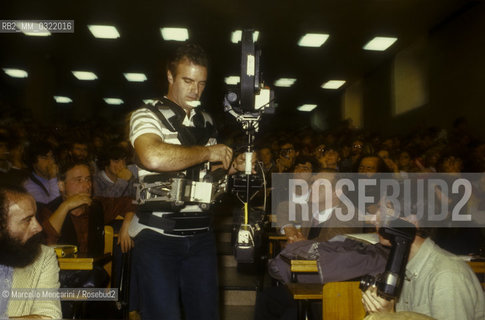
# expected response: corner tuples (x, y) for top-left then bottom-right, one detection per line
(144, 100), (198, 146)
(144, 104), (177, 133)
(29, 173), (50, 196)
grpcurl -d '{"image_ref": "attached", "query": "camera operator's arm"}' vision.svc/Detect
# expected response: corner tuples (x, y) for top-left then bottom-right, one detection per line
(118, 211), (135, 253)
(134, 133), (233, 171)
(362, 286), (395, 313)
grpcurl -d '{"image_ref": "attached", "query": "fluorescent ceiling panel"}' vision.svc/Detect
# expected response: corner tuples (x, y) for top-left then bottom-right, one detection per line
(72, 71), (98, 80)
(124, 73), (147, 82)
(274, 78), (297, 87)
(363, 37), (397, 51)
(298, 33), (329, 47)
(23, 31), (51, 36)
(225, 76), (240, 85)
(3, 68), (28, 78)
(15, 21), (51, 36)
(321, 80), (346, 89)
(104, 98), (124, 105)
(54, 96), (72, 103)
(88, 25), (120, 39)
(231, 30), (260, 43)
(161, 27), (189, 41)
(297, 104), (317, 112)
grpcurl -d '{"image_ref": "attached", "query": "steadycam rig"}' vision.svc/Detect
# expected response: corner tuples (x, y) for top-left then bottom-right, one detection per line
(134, 168), (228, 212)
(224, 29), (275, 263)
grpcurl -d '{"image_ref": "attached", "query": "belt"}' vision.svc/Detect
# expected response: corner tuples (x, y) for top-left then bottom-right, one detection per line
(137, 211), (211, 236)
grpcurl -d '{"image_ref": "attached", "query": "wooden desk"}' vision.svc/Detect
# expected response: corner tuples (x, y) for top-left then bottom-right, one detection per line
(58, 253), (111, 271)
(287, 283), (323, 300)
(268, 234), (287, 258)
(286, 259), (321, 320)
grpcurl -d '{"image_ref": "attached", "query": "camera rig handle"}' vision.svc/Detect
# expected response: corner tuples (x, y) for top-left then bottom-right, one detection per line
(377, 218), (417, 300)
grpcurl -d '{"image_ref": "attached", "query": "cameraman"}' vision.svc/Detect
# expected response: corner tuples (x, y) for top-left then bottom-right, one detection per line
(362, 216), (484, 319)
(128, 43), (248, 320)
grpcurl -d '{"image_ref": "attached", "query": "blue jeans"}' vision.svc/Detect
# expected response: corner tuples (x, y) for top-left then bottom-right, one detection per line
(132, 229), (219, 320)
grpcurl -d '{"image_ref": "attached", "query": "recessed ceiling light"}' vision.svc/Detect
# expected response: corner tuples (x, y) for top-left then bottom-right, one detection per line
(160, 27), (189, 41)
(225, 76), (240, 85)
(124, 73), (147, 82)
(274, 78), (297, 87)
(297, 33), (329, 47)
(3, 68), (28, 78)
(14, 21), (52, 36)
(54, 96), (72, 103)
(104, 98), (124, 105)
(297, 104), (317, 112)
(18, 22), (51, 36)
(231, 30), (260, 43)
(23, 31), (51, 36)
(321, 80), (346, 89)
(363, 36), (397, 51)
(72, 71), (98, 80)
(88, 25), (120, 39)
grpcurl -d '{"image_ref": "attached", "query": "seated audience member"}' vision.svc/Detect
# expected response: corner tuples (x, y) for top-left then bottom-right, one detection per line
(6, 135), (29, 185)
(37, 160), (135, 317)
(38, 160), (135, 255)
(278, 168), (363, 244)
(257, 145), (275, 176)
(272, 155), (317, 211)
(397, 150), (418, 173)
(377, 149), (399, 173)
(362, 218), (485, 319)
(0, 185), (62, 319)
(92, 134), (106, 158)
(357, 155), (388, 176)
(315, 145), (341, 171)
(0, 132), (9, 174)
(419, 148), (442, 173)
(438, 153), (464, 173)
(256, 235), (387, 320)
(23, 142), (60, 204)
(94, 145), (136, 198)
(350, 139), (365, 164)
(69, 140), (89, 162)
(0, 134), (29, 186)
(274, 142), (299, 173)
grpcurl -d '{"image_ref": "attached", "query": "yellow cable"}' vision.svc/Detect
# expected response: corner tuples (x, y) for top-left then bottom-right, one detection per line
(244, 202), (248, 225)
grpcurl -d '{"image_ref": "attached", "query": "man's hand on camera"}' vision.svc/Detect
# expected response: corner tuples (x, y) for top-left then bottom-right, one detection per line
(229, 152), (257, 175)
(207, 144), (233, 169)
(362, 286), (395, 313)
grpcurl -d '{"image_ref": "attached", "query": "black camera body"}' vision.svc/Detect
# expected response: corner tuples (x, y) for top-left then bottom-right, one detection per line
(360, 217), (416, 300)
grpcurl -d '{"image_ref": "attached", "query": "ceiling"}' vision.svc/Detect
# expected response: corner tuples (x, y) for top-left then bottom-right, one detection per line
(0, 0), (477, 130)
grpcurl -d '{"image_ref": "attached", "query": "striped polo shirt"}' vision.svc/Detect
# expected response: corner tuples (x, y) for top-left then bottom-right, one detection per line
(128, 100), (217, 237)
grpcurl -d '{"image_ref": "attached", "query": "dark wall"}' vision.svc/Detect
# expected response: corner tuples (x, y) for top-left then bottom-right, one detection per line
(362, 62), (393, 134)
(362, 2), (485, 139)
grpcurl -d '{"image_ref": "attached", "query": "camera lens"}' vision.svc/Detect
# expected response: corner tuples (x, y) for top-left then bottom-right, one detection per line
(359, 274), (376, 291)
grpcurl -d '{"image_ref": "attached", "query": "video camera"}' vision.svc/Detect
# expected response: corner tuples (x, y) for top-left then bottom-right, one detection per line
(360, 216), (416, 300)
(224, 30), (275, 119)
(224, 29), (274, 263)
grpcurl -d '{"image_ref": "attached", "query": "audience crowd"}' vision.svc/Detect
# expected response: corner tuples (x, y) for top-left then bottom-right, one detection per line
(0, 105), (484, 319)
